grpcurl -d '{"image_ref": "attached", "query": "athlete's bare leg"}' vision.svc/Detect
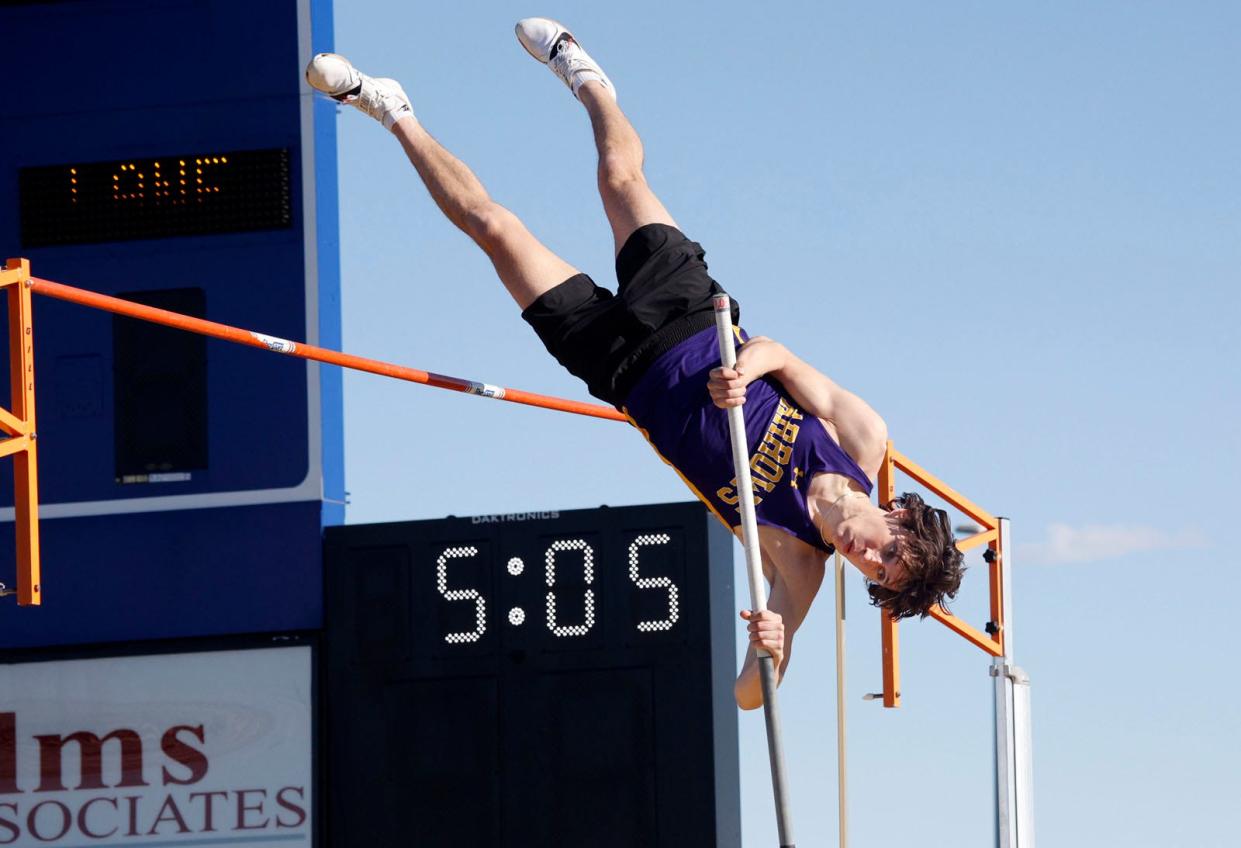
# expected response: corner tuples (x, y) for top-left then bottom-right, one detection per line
(390, 117), (579, 311)
(577, 82), (679, 257)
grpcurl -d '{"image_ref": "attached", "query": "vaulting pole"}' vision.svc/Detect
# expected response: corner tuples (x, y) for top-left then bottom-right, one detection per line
(835, 550), (848, 848)
(27, 277), (627, 423)
(713, 294), (796, 848)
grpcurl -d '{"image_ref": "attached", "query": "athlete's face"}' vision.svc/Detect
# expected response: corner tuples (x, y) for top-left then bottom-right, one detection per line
(836, 508), (909, 589)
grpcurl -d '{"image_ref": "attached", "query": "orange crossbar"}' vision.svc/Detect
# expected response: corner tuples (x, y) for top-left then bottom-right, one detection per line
(28, 278), (628, 423)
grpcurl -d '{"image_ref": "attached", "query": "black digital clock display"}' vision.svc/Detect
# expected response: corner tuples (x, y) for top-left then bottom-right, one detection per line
(324, 501), (742, 848)
(18, 148), (292, 247)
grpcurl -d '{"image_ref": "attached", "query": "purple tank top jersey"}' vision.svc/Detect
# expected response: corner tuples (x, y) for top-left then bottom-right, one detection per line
(623, 327), (873, 554)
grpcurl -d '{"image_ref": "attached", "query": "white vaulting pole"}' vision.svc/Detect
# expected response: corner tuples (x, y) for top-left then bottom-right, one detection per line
(713, 294), (796, 848)
(835, 551), (848, 848)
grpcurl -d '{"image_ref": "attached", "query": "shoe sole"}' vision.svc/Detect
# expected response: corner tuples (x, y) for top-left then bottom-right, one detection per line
(306, 52), (359, 97)
(517, 18), (568, 63)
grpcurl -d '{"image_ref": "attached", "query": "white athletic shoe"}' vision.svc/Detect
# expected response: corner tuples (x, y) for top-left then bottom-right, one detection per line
(514, 18), (616, 101)
(305, 53), (414, 131)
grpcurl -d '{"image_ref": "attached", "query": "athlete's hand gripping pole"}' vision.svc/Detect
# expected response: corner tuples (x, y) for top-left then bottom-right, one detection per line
(713, 294), (796, 848)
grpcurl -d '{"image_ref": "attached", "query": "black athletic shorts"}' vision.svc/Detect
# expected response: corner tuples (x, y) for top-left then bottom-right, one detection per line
(521, 223), (740, 408)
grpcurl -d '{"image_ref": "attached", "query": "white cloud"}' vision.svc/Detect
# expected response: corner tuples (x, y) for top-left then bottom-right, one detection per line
(1017, 523), (1208, 565)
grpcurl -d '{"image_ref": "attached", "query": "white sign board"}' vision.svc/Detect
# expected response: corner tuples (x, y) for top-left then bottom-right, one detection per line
(0, 645), (312, 847)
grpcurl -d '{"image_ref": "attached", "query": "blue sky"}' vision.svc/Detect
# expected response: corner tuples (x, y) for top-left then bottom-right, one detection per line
(333, 2), (1240, 845)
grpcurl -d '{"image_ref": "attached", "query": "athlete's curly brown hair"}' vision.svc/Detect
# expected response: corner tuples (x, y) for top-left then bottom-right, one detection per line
(866, 492), (965, 620)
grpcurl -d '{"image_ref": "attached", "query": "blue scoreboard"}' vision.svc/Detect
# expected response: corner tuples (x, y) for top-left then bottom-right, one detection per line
(0, 0), (343, 647)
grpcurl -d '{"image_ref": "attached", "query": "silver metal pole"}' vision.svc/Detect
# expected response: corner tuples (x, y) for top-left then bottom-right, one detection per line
(993, 517), (1035, 848)
(834, 551), (848, 848)
(713, 295), (796, 848)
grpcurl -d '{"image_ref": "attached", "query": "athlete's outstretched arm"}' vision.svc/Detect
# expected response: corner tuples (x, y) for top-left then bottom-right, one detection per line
(709, 337), (889, 479)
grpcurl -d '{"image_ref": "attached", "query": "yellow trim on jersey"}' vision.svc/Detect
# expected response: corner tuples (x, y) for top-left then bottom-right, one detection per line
(622, 408), (738, 534)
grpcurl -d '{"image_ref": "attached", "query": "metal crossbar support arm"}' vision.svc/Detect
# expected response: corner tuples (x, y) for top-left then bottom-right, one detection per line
(0, 259), (40, 606)
(713, 294), (796, 848)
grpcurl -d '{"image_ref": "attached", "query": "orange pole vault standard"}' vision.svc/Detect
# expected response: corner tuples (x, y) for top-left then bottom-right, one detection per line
(0, 259), (41, 606)
(28, 277), (627, 423)
(875, 441), (1006, 707)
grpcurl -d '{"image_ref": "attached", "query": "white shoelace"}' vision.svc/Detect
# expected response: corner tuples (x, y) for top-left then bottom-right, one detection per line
(353, 78), (409, 124)
(549, 43), (602, 89)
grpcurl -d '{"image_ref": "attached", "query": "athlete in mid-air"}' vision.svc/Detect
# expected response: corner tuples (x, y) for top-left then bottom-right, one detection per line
(306, 18), (964, 709)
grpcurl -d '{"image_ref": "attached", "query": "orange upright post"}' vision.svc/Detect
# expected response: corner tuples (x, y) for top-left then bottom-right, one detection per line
(877, 442), (900, 707)
(1, 259), (40, 606)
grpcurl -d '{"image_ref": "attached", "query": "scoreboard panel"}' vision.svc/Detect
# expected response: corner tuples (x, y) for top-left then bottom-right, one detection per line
(0, 0), (343, 646)
(19, 149), (294, 247)
(324, 502), (742, 848)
